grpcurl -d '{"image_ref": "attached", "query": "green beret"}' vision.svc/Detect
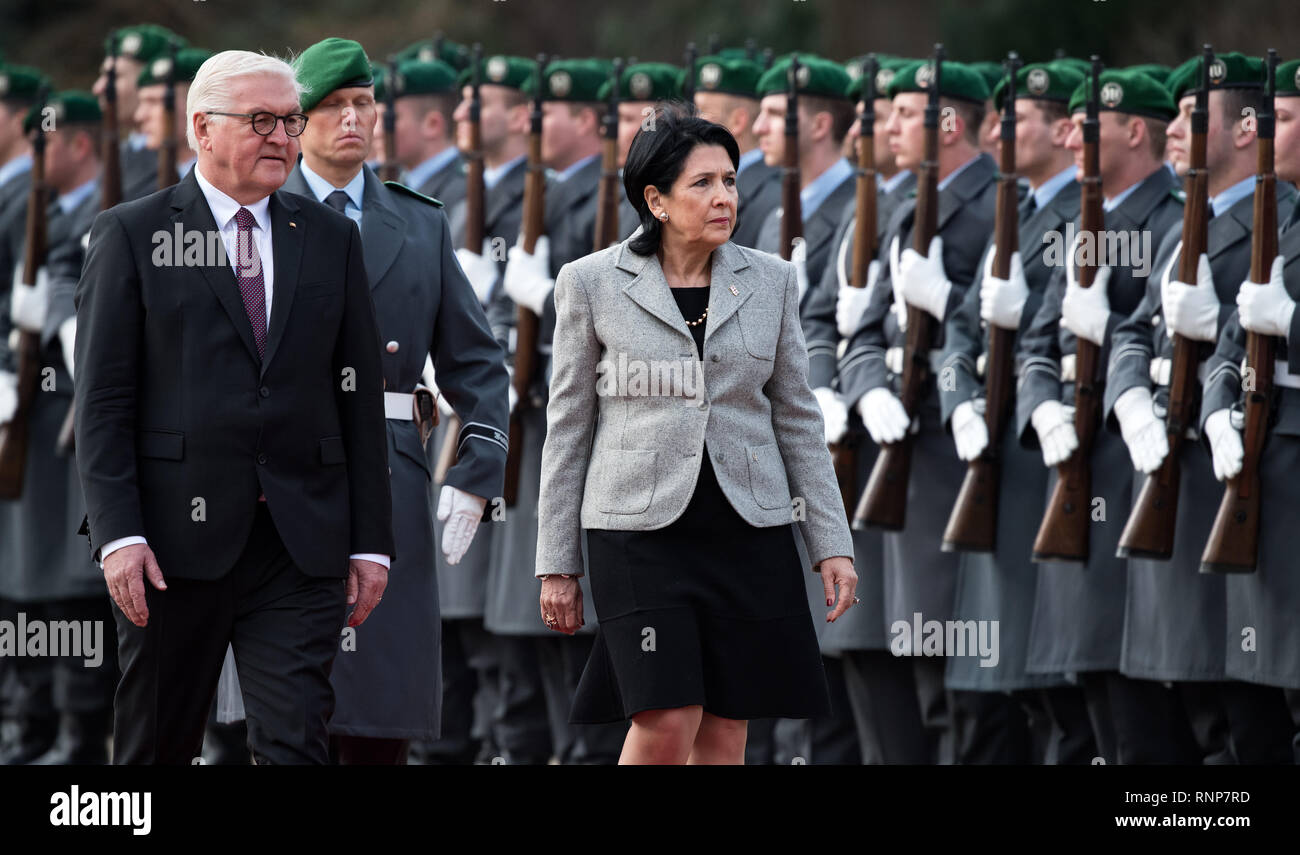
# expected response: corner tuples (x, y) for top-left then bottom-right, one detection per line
(1165, 52), (1264, 102)
(1067, 69), (1176, 121)
(295, 38), (375, 114)
(394, 38), (470, 71)
(1276, 59), (1300, 97)
(598, 62), (682, 103)
(24, 90), (101, 134)
(886, 59), (991, 105)
(756, 54), (852, 100)
(1126, 63), (1171, 85)
(969, 61), (1006, 96)
(522, 59), (610, 103)
(845, 55), (913, 101)
(1050, 57), (1093, 77)
(456, 55), (536, 91)
(372, 64), (389, 102)
(992, 62), (1085, 112)
(136, 48), (213, 88)
(392, 59), (458, 97)
(688, 55), (762, 99)
(108, 24), (186, 63)
(0, 64), (50, 103)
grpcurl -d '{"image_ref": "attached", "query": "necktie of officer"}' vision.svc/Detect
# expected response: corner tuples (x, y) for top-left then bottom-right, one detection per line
(234, 207), (267, 360)
(1019, 192), (1037, 221)
(325, 190), (350, 215)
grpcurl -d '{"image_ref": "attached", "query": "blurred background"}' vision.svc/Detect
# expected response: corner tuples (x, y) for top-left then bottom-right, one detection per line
(4, 0), (1300, 85)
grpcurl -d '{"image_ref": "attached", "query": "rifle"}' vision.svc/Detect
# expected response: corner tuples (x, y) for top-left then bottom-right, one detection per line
(779, 56), (802, 260)
(943, 51), (1022, 553)
(682, 43), (697, 104)
(1201, 49), (1279, 573)
(433, 44), (485, 485)
(0, 86), (51, 499)
(1031, 57), (1105, 562)
(1117, 45), (1214, 560)
(593, 58), (623, 251)
(502, 53), (548, 506)
(379, 58), (401, 182)
(156, 38), (180, 190)
(853, 44), (945, 531)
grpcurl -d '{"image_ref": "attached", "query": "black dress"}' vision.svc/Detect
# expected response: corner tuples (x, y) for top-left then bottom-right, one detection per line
(569, 285), (832, 724)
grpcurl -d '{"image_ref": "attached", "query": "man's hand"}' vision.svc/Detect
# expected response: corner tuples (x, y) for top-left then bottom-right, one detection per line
(1031, 399), (1078, 467)
(1062, 235), (1112, 345)
(857, 387), (910, 445)
(58, 317), (77, 381)
(1204, 408), (1244, 482)
(816, 556), (857, 623)
(980, 249), (1028, 329)
(454, 239), (500, 305)
(837, 259), (878, 336)
(346, 558), (388, 628)
(437, 485), (488, 565)
(1113, 386), (1169, 474)
(898, 235), (954, 321)
(1162, 251), (1219, 342)
(103, 544), (167, 628)
(951, 398), (989, 462)
(504, 235), (554, 316)
(791, 238), (809, 302)
(813, 386), (848, 444)
(1237, 256), (1295, 339)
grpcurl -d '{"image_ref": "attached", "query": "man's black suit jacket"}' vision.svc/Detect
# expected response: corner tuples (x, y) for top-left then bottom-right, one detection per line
(74, 169), (394, 580)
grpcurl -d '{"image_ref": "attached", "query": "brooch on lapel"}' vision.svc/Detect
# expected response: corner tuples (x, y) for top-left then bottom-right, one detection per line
(729, 284), (739, 296)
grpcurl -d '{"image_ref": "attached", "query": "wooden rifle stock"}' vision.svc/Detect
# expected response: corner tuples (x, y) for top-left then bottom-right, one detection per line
(1117, 45), (1214, 560)
(854, 45), (945, 531)
(1201, 50), (1280, 574)
(1032, 57), (1104, 562)
(156, 38), (180, 190)
(503, 55), (549, 506)
(593, 59), (622, 252)
(944, 52), (1021, 553)
(779, 56), (802, 261)
(434, 44), (486, 485)
(379, 59), (400, 182)
(0, 96), (50, 499)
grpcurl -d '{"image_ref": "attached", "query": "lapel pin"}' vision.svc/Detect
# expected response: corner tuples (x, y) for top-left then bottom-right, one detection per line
(729, 284), (739, 296)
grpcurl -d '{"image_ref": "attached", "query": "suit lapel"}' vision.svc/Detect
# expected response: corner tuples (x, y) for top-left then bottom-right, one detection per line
(360, 167), (404, 288)
(485, 159), (526, 228)
(262, 190), (303, 377)
(935, 153), (995, 232)
(618, 242), (693, 345)
(170, 172), (261, 366)
(1207, 194), (1252, 260)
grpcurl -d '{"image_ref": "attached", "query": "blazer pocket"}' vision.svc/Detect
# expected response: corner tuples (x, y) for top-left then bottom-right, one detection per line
(738, 307), (778, 360)
(300, 280), (343, 301)
(746, 442), (791, 510)
(137, 429), (184, 460)
(589, 448), (655, 514)
(320, 435), (347, 465)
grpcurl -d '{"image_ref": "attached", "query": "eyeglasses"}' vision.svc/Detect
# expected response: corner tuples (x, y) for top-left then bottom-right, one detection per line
(205, 111), (309, 137)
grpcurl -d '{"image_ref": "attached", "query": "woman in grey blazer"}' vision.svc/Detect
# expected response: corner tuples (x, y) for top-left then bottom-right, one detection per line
(535, 110), (856, 765)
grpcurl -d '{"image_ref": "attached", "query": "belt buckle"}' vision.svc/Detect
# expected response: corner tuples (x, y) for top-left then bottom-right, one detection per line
(413, 387), (437, 448)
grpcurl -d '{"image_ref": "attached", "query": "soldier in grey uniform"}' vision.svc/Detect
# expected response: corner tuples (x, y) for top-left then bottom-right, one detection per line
(131, 47), (211, 185)
(492, 58), (627, 764)
(839, 59), (998, 764)
(1166, 57), (1300, 764)
(941, 62), (1089, 763)
(284, 38), (508, 765)
(389, 57), (467, 210)
(692, 55), (780, 249)
(91, 24), (186, 203)
(1016, 69), (1184, 764)
(1, 92), (116, 765)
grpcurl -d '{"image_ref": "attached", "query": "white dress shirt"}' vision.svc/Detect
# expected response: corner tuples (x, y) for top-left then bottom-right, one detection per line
(99, 164), (389, 570)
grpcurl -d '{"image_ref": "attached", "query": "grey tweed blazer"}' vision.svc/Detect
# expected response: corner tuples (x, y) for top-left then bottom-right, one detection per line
(535, 237), (855, 578)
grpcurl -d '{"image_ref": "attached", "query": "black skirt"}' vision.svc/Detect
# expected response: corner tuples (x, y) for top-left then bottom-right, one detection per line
(570, 451), (832, 724)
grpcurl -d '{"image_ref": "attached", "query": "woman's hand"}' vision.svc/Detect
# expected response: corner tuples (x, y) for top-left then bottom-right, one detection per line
(817, 556), (857, 623)
(540, 575), (584, 635)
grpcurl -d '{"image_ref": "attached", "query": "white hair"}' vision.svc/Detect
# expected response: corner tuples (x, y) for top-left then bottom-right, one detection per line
(186, 50), (308, 151)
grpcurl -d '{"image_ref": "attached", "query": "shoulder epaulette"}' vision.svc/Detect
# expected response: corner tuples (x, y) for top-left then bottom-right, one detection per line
(383, 180), (444, 208)
(1171, 188), (1187, 203)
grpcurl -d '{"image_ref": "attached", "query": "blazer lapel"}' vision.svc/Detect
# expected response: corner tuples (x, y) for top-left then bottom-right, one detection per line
(703, 242), (752, 344)
(262, 190), (303, 376)
(360, 167), (404, 288)
(619, 243), (693, 345)
(170, 172), (261, 366)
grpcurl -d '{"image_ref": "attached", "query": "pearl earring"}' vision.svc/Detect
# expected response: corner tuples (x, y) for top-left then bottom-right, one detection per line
(659, 212), (668, 221)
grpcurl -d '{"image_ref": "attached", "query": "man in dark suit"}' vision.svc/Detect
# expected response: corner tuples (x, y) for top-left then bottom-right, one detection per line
(74, 49), (393, 765)
(390, 58), (467, 209)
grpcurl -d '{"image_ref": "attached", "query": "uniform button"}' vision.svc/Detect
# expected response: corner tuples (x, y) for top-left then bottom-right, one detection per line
(716, 453), (725, 464)
(259, 386), (269, 398)
(711, 353), (720, 362)
(386, 341), (399, 353)
(257, 453), (267, 465)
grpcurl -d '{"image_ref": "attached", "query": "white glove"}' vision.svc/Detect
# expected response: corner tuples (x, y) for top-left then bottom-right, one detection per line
(980, 249), (1028, 329)
(791, 238), (809, 302)
(58, 317), (76, 381)
(856, 386), (910, 445)
(1161, 249), (1219, 342)
(437, 485), (488, 565)
(1237, 256), (1294, 339)
(455, 239), (500, 305)
(1031, 399), (1078, 467)
(950, 398), (989, 461)
(837, 260), (879, 337)
(1113, 385), (1168, 474)
(898, 235), (953, 321)
(1061, 254), (1112, 346)
(1204, 408), (1244, 482)
(9, 265), (49, 332)
(504, 234), (554, 317)
(0, 370), (17, 424)
(888, 234), (907, 332)
(813, 386), (848, 444)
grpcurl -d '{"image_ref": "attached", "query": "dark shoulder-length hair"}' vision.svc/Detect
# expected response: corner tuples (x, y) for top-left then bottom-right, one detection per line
(622, 103), (741, 256)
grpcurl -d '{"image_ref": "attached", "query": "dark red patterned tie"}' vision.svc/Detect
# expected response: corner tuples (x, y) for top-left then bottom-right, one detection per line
(234, 207), (267, 360)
